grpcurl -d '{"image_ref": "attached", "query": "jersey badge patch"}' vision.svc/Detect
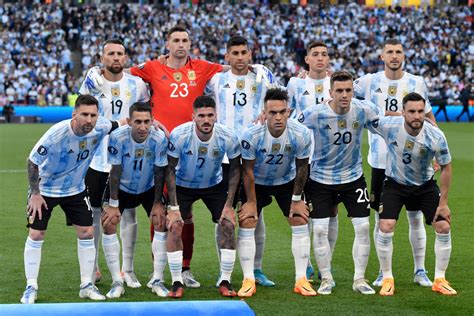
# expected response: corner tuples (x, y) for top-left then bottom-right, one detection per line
(79, 140), (87, 150)
(241, 140), (250, 149)
(138, 63), (145, 70)
(92, 138), (98, 145)
(135, 149), (144, 158)
(111, 87), (120, 97)
(405, 140), (414, 151)
(212, 148), (220, 157)
(251, 85), (257, 94)
(198, 146), (208, 155)
(315, 84), (324, 94)
(37, 145), (48, 156)
(419, 147), (427, 156)
(388, 85), (397, 97)
(352, 120), (360, 129)
(284, 144), (292, 153)
(271, 143), (281, 153)
(146, 150), (153, 158)
(108, 146), (118, 155)
(236, 80), (245, 90)
(173, 72), (183, 82)
(338, 119), (347, 129)
(188, 70), (196, 80)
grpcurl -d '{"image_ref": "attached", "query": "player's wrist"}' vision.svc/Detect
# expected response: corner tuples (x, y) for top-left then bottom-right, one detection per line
(291, 194), (302, 202)
(108, 198), (119, 208)
(167, 205), (180, 212)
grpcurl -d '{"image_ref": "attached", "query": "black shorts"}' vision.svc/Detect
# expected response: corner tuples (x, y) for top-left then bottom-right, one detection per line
(380, 177), (442, 225)
(370, 167), (386, 211)
(177, 181), (227, 223)
(252, 180), (293, 217)
(305, 176), (371, 219)
(27, 190), (93, 230)
(114, 187), (155, 216)
(85, 168), (109, 207)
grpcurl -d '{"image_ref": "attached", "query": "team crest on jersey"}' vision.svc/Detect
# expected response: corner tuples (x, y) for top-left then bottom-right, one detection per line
(146, 151), (153, 158)
(212, 148), (220, 157)
(111, 87), (120, 97)
(198, 146), (208, 155)
(251, 85), (257, 94)
(352, 120), (360, 130)
(271, 143), (281, 153)
(135, 149), (144, 158)
(403, 90), (409, 97)
(388, 85), (397, 97)
(79, 140), (87, 150)
(284, 144), (292, 153)
(236, 80), (245, 90)
(315, 84), (324, 94)
(405, 140), (414, 151)
(188, 70), (196, 80)
(338, 119), (347, 129)
(173, 72), (182, 82)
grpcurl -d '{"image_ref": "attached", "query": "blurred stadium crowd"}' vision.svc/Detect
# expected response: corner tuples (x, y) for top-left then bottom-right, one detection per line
(0, 2), (471, 107)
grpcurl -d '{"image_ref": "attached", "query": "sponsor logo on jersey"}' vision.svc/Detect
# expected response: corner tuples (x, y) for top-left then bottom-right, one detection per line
(388, 85), (397, 97)
(111, 87), (120, 97)
(37, 145), (48, 156)
(135, 149), (144, 158)
(67, 149), (74, 154)
(124, 153), (131, 157)
(405, 140), (414, 151)
(271, 143), (281, 153)
(338, 119), (347, 129)
(188, 70), (196, 80)
(198, 146), (208, 155)
(185, 150), (193, 155)
(224, 83), (231, 88)
(100, 93), (107, 99)
(79, 140), (87, 150)
(260, 148), (267, 153)
(189, 81), (197, 87)
(241, 140), (251, 150)
(237, 80), (245, 90)
(173, 72), (182, 82)
(315, 84), (324, 94)
(303, 90), (310, 96)
(375, 88), (382, 94)
(352, 120), (360, 129)
(161, 75), (168, 80)
(324, 124), (331, 130)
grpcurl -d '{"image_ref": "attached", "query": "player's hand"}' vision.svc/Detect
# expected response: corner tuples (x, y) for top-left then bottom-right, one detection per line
(153, 120), (170, 138)
(251, 64), (276, 88)
(433, 204), (451, 225)
(158, 54), (169, 65)
(289, 200), (309, 222)
(85, 66), (104, 90)
(433, 159), (440, 173)
(166, 209), (183, 231)
(253, 112), (266, 125)
(237, 201), (258, 222)
(424, 117), (438, 127)
(297, 69), (308, 79)
(219, 205), (236, 226)
(102, 205), (121, 228)
(27, 193), (47, 224)
(151, 202), (167, 229)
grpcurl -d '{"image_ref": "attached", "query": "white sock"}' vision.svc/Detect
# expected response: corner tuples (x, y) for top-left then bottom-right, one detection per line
(24, 237), (43, 289)
(407, 210), (426, 272)
(78, 238), (96, 286)
(434, 232), (451, 280)
(291, 224), (310, 281)
(214, 223), (221, 262)
(92, 207), (102, 272)
(120, 208), (137, 273)
(306, 220), (313, 269)
(220, 249), (236, 282)
(237, 227), (256, 280)
(152, 231), (167, 281)
(376, 230), (394, 279)
(373, 211), (380, 270)
(352, 217), (371, 281)
(254, 210), (266, 271)
(328, 214), (339, 255)
(311, 218), (332, 279)
(167, 251), (183, 284)
(102, 233), (122, 282)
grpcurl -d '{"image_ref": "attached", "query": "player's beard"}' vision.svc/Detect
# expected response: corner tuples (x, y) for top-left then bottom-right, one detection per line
(106, 64), (123, 74)
(407, 119), (423, 131)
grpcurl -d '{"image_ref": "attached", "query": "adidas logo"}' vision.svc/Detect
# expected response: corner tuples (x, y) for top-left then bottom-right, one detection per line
(161, 75), (168, 80)
(391, 141), (398, 147)
(67, 149), (74, 154)
(186, 150), (193, 155)
(124, 153), (131, 157)
(303, 90), (310, 96)
(324, 125), (331, 130)
(100, 93), (106, 98)
(375, 88), (382, 93)
(224, 83), (230, 88)
(260, 149), (267, 153)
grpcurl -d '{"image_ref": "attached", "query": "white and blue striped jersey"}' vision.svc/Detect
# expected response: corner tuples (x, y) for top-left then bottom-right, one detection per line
(107, 126), (168, 195)
(29, 117), (113, 197)
(79, 73), (149, 173)
(240, 119), (312, 186)
(354, 71), (432, 169)
(287, 76), (331, 118)
(168, 122), (240, 189)
(298, 99), (382, 185)
(370, 116), (451, 186)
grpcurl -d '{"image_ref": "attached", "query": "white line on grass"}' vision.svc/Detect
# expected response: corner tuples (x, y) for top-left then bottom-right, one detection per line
(0, 169), (26, 173)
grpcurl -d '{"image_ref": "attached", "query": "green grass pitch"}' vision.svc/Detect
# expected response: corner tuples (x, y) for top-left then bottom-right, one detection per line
(0, 123), (473, 314)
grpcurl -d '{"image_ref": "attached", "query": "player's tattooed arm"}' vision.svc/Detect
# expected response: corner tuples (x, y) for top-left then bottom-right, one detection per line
(27, 159), (40, 195)
(220, 156), (241, 227)
(153, 166), (166, 203)
(109, 165), (122, 200)
(238, 159), (258, 225)
(165, 156), (183, 231)
(293, 158), (309, 195)
(27, 159), (47, 222)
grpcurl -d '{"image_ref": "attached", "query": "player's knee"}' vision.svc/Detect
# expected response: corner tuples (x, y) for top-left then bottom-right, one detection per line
(407, 211), (424, 229)
(378, 219), (396, 233)
(239, 217), (257, 228)
(169, 221), (184, 241)
(152, 214), (167, 232)
(288, 216), (307, 226)
(28, 229), (45, 241)
(102, 223), (117, 235)
(218, 220), (236, 249)
(434, 220), (450, 234)
(76, 226), (94, 239)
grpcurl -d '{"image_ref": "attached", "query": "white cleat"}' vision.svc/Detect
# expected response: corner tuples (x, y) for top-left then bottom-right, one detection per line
(151, 279), (169, 297)
(122, 271), (141, 288)
(79, 282), (106, 301)
(317, 278), (334, 295)
(353, 278), (376, 295)
(372, 270), (383, 287)
(182, 270), (201, 288)
(106, 281), (125, 298)
(414, 269), (433, 287)
(20, 285), (37, 304)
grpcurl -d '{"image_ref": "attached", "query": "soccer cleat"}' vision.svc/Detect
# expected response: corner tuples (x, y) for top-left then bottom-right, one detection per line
(372, 270), (383, 287)
(254, 269), (275, 287)
(306, 266), (315, 282)
(238, 279), (256, 297)
(20, 285), (37, 304)
(218, 280), (237, 297)
(317, 278), (333, 295)
(168, 281), (184, 298)
(79, 282), (106, 301)
(106, 281), (125, 299)
(182, 270), (201, 288)
(432, 278), (457, 295)
(151, 279), (169, 297)
(122, 271), (142, 288)
(413, 269), (433, 287)
(294, 277), (317, 296)
(379, 278), (395, 296)
(352, 279), (376, 295)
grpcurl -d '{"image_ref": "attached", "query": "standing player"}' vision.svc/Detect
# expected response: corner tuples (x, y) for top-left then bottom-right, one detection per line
(80, 39), (149, 287)
(354, 38), (436, 287)
(287, 41), (337, 281)
(298, 71), (381, 295)
(20, 95), (120, 304)
(166, 96), (241, 298)
(238, 88), (316, 297)
(206, 35), (276, 287)
(372, 92), (456, 296)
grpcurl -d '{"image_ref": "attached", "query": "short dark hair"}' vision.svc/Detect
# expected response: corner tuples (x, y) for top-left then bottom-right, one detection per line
(129, 102), (152, 117)
(306, 41), (328, 55)
(75, 94), (98, 109)
(193, 95), (216, 110)
(330, 71), (353, 88)
(102, 39), (126, 54)
(383, 38), (402, 48)
(402, 92), (425, 109)
(167, 25), (189, 39)
(227, 36), (248, 51)
(264, 88), (288, 104)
